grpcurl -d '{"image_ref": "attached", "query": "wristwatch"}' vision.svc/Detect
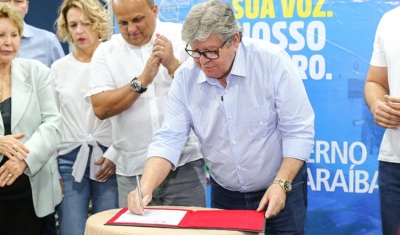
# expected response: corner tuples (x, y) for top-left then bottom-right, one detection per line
(130, 77), (147, 93)
(273, 179), (292, 193)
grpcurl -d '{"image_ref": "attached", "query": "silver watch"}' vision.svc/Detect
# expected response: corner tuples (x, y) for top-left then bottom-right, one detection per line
(130, 77), (147, 93)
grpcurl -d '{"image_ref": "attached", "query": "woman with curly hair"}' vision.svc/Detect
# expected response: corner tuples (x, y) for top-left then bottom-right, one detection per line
(51, 0), (118, 234)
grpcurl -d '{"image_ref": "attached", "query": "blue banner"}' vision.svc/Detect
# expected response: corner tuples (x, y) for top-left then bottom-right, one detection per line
(114, 0), (400, 233)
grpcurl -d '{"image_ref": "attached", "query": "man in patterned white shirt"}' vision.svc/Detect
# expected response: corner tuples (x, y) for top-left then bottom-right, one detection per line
(86, 0), (206, 208)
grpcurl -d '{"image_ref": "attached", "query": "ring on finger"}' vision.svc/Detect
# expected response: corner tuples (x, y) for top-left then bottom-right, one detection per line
(12, 144), (17, 150)
(7, 173), (13, 178)
(160, 45), (164, 51)
(108, 170), (113, 174)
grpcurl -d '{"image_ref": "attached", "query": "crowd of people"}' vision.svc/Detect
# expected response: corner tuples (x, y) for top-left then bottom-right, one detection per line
(0, 0), (398, 234)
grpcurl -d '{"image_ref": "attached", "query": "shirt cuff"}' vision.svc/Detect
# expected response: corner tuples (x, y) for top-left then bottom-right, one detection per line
(103, 144), (119, 164)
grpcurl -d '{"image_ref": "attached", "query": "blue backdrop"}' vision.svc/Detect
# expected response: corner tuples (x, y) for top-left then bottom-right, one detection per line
(114, 0), (399, 234)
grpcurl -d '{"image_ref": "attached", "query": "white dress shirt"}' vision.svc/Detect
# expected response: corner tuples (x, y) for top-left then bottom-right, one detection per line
(86, 20), (202, 176)
(148, 37), (315, 192)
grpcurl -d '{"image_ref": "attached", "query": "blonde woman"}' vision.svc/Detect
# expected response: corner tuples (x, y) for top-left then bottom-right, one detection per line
(51, 0), (117, 234)
(0, 3), (62, 234)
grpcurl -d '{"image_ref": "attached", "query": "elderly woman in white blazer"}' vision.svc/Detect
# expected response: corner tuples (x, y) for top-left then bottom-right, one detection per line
(0, 3), (62, 235)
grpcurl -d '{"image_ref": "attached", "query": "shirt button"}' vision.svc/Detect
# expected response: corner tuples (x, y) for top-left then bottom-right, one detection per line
(243, 186), (247, 190)
(228, 116), (232, 120)
(224, 90), (228, 94)
(260, 121), (264, 125)
(232, 140), (236, 145)
(237, 166), (241, 170)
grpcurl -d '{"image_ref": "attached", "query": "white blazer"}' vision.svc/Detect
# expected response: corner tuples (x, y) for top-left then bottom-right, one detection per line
(0, 58), (62, 217)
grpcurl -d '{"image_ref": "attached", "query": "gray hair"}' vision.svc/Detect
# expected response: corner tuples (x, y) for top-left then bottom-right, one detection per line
(182, 0), (242, 44)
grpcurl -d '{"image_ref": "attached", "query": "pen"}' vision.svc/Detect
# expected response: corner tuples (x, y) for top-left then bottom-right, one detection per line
(136, 175), (144, 214)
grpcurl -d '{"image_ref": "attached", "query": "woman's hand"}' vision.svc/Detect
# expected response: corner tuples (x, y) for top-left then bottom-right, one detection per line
(94, 157), (116, 182)
(0, 159), (28, 187)
(0, 133), (29, 161)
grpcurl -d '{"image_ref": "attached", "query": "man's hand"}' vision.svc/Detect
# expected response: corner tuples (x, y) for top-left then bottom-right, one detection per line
(137, 48), (162, 88)
(256, 183), (287, 219)
(95, 157), (116, 181)
(127, 186), (153, 215)
(152, 33), (178, 75)
(370, 95), (400, 129)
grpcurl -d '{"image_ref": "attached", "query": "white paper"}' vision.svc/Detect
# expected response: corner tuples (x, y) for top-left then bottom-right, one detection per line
(115, 209), (187, 226)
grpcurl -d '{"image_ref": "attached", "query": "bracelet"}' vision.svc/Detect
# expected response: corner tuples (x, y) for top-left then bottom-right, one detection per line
(168, 58), (181, 78)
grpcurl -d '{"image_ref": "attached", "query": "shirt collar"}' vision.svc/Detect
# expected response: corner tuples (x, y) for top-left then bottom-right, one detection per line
(231, 41), (247, 77)
(150, 19), (162, 44)
(22, 21), (34, 38)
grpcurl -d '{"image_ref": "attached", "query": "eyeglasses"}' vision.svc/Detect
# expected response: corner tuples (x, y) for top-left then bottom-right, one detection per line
(185, 38), (230, 60)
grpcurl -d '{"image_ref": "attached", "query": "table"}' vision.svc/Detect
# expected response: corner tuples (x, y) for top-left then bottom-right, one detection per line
(84, 207), (265, 235)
